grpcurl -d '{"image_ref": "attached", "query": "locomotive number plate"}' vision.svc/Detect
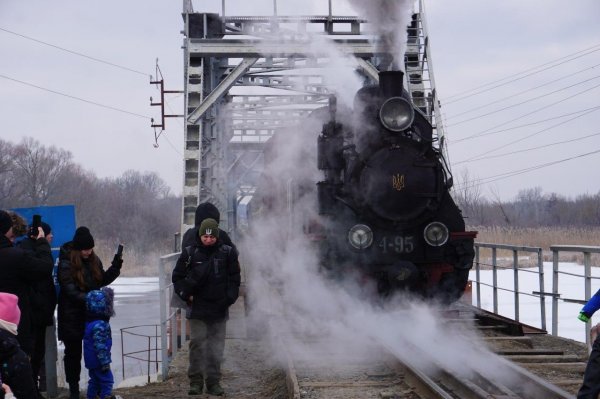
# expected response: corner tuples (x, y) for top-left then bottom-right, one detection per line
(378, 235), (414, 254)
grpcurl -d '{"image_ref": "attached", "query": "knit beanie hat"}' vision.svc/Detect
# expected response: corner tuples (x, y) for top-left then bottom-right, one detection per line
(40, 222), (52, 236)
(73, 226), (95, 250)
(0, 293), (21, 334)
(0, 210), (11, 235)
(198, 218), (219, 238)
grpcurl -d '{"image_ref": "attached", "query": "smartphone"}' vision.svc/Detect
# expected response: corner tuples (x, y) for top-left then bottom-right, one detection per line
(116, 244), (124, 257)
(32, 214), (42, 228)
(29, 214), (42, 237)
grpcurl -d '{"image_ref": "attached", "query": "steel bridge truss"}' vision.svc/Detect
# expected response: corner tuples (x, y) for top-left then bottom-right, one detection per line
(181, 0), (445, 239)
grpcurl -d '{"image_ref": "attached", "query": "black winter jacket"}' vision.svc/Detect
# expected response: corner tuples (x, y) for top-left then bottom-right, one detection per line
(180, 202), (235, 250)
(17, 237), (58, 328)
(0, 329), (36, 399)
(56, 242), (120, 341)
(172, 241), (240, 321)
(0, 235), (53, 355)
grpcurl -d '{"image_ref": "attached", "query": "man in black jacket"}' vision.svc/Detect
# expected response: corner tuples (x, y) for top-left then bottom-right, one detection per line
(172, 218), (240, 396)
(0, 210), (54, 356)
(17, 221), (57, 397)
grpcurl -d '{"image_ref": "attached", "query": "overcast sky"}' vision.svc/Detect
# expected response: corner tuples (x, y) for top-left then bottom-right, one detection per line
(1, 0), (599, 200)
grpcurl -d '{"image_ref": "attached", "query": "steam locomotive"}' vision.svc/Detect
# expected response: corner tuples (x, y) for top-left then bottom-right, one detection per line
(251, 70), (475, 302)
(314, 70), (476, 301)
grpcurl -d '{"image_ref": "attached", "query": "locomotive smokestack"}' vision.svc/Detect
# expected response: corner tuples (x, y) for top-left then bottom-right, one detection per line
(379, 71), (405, 98)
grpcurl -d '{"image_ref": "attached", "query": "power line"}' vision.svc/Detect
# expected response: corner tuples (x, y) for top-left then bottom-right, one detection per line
(456, 104), (600, 163)
(454, 131), (600, 164)
(442, 43), (600, 103)
(445, 63), (600, 121)
(453, 81), (600, 142)
(447, 74), (600, 127)
(0, 74), (151, 119)
(0, 27), (150, 77)
(453, 105), (600, 143)
(454, 148), (600, 191)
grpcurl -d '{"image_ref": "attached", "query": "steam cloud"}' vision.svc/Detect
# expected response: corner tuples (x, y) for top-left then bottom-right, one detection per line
(233, 0), (527, 392)
(347, 0), (416, 70)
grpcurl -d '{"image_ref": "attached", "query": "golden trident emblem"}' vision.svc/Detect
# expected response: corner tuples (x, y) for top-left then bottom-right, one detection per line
(392, 174), (405, 191)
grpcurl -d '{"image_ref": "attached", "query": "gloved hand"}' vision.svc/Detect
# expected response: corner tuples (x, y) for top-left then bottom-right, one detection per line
(111, 254), (123, 269)
(578, 312), (591, 323)
(101, 363), (111, 373)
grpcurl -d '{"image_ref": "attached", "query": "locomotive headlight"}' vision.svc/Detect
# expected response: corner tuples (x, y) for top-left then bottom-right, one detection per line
(424, 222), (449, 247)
(379, 97), (414, 132)
(348, 224), (373, 249)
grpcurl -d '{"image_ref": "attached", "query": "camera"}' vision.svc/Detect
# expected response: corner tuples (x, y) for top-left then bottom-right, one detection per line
(28, 214), (42, 237)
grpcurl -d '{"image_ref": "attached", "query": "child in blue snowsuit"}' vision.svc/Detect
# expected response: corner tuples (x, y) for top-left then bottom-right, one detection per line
(577, 288), (600, 398)
(83, 287), (115, 399)
(579, 289), (600, 322)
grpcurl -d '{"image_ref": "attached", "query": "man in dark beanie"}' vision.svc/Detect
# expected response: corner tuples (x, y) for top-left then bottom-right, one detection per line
(198, 218), (219, 238)
(172, 218), (240, 396)
(0, 209), (53, 359)
(40, 222), (52, 238)
(17, 219), (57, 398)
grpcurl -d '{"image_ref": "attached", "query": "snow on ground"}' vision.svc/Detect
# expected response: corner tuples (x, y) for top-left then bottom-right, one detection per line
(470, 262), (599, 343)
(110, 277), (159, 299)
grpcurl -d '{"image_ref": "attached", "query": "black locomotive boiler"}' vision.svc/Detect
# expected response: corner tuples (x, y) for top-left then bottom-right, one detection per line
(315, 70), (476, 301)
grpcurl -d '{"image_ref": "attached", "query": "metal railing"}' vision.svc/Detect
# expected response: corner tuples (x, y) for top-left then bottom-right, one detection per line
(473, 243), (546, 331)
(550, 245), (600, 347)
(158, 252), (190, 380)
(120, 324), (161, 383)
(473, 243), (600, 347)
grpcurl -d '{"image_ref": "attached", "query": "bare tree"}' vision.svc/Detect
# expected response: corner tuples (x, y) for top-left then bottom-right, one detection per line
(545, 192), (567, 225)
(489, 187), (511, 226)
(453, 169), (486, 224)
(0, 139), (20, 206)
(12, 137), (73, 206)
(515, 187), (544, 226)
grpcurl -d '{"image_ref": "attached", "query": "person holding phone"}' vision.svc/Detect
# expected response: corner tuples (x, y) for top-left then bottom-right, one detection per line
(0, 210), (53, 357)
(16, 217), (57, 398)
(56, 227), (123, 399)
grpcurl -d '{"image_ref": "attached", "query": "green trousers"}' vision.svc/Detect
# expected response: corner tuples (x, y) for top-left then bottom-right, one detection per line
(188, 318), (226, 384)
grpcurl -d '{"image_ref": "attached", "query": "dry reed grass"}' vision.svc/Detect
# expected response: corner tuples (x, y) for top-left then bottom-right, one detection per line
(94, 239), (176, 277)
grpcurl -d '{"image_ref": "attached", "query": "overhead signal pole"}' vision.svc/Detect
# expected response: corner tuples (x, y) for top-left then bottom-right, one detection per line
(150, 61), (184, 147)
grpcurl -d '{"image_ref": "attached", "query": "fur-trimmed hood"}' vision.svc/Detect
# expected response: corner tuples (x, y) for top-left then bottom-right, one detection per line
(194, 202), (220, 226)
(86, 287), (115, 318)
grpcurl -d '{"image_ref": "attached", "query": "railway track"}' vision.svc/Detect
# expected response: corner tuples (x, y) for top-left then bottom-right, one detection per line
(274, 303), (583, 399)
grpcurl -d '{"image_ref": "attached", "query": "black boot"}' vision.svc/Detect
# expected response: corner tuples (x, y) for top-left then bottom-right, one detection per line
(34, 386), (46, 399)
(206, 380), (224, 396)
(68, 383), (79, 399)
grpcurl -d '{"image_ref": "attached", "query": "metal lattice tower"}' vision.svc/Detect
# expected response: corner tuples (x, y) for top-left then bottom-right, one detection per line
(180, 0), (446, 240)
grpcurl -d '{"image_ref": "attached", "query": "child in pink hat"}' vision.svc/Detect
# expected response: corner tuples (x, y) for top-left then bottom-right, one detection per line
(0, 292), (35, 398)
(0, 293), (21, 335)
